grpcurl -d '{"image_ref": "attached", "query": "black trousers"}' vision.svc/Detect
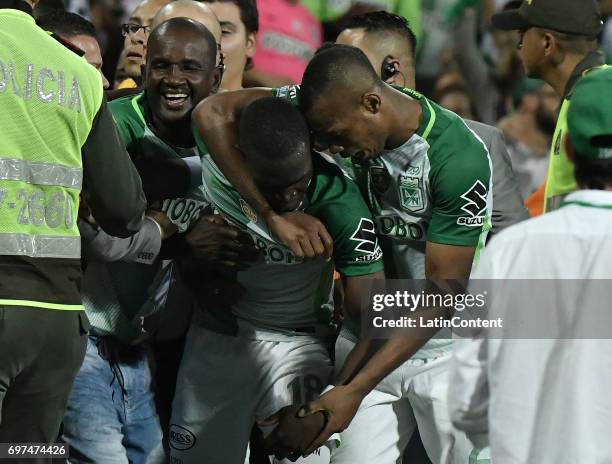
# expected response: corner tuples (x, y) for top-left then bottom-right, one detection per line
(0, 307), (88, 449)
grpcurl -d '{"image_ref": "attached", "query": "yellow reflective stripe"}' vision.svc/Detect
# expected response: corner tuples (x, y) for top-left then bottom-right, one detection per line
(0, 299), (83, 310)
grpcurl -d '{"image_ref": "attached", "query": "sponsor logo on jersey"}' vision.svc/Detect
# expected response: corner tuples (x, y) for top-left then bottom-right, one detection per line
(239, 199), (258, 223)
(398, 174), (425, 212)
(457, 180), (488, 227)
(253, 235), (301, 264)
(375, 215), (427, 241)
(169, 424), (196, 451)
(369, 166), (391, 195)
(349, 218), (382, 261)
(162, 198), (206, 233)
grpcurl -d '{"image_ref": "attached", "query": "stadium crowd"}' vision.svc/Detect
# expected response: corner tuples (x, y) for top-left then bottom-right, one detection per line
(1, 0), (612, 463)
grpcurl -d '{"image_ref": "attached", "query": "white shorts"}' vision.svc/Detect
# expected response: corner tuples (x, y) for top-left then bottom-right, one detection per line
(331, 334), (487, 464)
(169, 325), (333, 464)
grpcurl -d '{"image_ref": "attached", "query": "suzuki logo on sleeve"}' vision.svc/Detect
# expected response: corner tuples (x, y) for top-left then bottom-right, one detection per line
(457, 181), (488, 227)
(460, 181), (488, 217)
(350, 218), (382, 261)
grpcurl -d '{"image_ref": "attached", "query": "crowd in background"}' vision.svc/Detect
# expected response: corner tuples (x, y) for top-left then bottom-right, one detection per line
(31, 0), (612, 206)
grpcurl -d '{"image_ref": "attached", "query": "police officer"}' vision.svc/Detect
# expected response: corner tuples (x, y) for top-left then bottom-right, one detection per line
(0, 0), (146, 446)
(492, 0), (605, 213)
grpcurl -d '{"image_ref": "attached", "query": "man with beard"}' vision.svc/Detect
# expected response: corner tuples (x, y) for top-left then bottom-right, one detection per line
(61, 18), (257, 463)
(498, 80), (560, 200)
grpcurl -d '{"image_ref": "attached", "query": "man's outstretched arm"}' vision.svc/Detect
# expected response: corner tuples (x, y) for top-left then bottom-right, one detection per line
(193, 90), (333, 259)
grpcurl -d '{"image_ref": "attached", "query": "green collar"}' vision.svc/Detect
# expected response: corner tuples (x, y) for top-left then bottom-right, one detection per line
(560, 200), (612, 211)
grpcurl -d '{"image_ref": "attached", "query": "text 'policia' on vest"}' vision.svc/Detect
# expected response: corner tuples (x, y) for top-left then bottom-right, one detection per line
(0, 0), (146, 311)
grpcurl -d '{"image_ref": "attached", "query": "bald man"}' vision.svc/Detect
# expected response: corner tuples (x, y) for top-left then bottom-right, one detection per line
(152, 0), (223, 69)
(152, 0), (221, 40)
(120, 0), (172, 87)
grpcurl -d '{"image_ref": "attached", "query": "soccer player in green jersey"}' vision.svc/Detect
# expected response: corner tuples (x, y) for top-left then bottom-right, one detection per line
(61, 19), (258, 462)
(192, 44), (492, 463)
(170, 97), (385, 464)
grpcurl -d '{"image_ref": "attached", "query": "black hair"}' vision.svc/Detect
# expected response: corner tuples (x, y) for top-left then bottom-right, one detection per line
(239, 98), (310, 164)
(36, 9), (97, 40)
(149, 17), (217, 69)
(300, 44), (380, 114)
(343, 11), (417, 58)
(201, 0), (258, 34)
(573, 155), (612, 190)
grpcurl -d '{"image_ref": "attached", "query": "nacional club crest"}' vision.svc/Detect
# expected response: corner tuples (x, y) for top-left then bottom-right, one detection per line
(399, 174), (424, 212)
(239, 199), (257, 223)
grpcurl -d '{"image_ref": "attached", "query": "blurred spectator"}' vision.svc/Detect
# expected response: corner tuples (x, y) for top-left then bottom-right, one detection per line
(246, 0), (322, 86)
(37, 9), (110, 89)
(452, 0), (524, 125)
(498, 79), (559, 199)
(118, 0), (172, 88)
(151, 0), (222, 55)
(416, 0), (457, 96)
(203, 0), (259, 90)
(433, 74), (476, 119)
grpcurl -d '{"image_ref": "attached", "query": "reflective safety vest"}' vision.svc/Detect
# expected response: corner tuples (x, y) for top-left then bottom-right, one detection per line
(544, 64), (609, 213)
(0, 7), (103, 310)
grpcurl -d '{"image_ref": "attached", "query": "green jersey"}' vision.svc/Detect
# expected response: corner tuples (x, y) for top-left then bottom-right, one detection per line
(197, 136), (383, 334)
(83, 93), (209, 342)
(110, 93), (209, 232)
(274, 85), (492, 356)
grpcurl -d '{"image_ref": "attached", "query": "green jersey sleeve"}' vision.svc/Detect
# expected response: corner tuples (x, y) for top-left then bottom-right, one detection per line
(306, 156), (384, 276)
(109, 93), (147, 152)
(427, 119), (492, 247)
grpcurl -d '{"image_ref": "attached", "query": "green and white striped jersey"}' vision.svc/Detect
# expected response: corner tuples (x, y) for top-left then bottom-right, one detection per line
(196, 131), (384, 334)
(274, 86), (492, 356)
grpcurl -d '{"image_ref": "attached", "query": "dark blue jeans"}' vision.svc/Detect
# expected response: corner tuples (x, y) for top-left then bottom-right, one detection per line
(61, 335), (164, 464)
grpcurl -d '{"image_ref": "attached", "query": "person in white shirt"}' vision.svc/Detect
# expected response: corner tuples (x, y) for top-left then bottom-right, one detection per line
(448, 66), (612, 464)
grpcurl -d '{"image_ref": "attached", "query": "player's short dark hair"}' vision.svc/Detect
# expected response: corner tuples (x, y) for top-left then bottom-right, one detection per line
(573, 148), (612, 190)
(149, 17), (217, 69)
(36, 9), (97, 40)
(200, 0), (259, 34)
(239, 98), (310, 163)
(343, 11), (417, 58)
(300, 44), (380, 114)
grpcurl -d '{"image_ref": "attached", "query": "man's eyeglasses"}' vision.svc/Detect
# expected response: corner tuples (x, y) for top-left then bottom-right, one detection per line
(121, 23), (152, 37)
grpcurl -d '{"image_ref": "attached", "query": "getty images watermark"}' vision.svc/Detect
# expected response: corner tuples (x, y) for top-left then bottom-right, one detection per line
(361, 280), (612, 339)
(371, 288), (502, 330)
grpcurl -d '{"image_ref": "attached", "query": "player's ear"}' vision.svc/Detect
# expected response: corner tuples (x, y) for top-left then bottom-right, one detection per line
(361, 92), (381, 115)
(140, 63), (147, 82)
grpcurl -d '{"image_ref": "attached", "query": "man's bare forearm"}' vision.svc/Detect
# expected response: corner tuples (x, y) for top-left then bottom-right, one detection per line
(193, 90), (273, 218)
(338, 308), (446, 396)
